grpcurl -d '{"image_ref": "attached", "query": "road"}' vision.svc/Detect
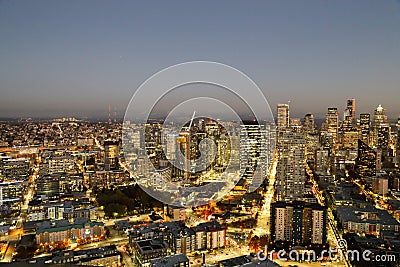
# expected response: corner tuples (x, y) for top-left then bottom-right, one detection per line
(254, 156), (277, 237)
(306, 164), (349, 267)
(1, 160), (40, 263)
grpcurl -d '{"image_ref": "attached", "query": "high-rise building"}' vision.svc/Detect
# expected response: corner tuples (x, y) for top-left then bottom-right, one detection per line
(305, 132), (319, 161)
(0, 181), (24, 202)
(397, 117), (400, 166)
(342, 130), (359, 149)
(272, 203), (293, 242)
(355, 140), (376, 178)
(0, 157), (30, 181)
(270, 201), (327, 245)
(311, 208), (326, 244)
(315, 148), (330, 175)
(374, 105), (387, 125)
(104, 140), (120, 171)
(360, 113), (371, 145)
(376, 124), (390, 149)
(372, 105), (389, 148)
(290, 118), (301, 128)
(277, 103), (290, 129)
(303, 113), (315, 134)
(240, 122), (272, 192)
(372, 177), (389, 196)
(275, 129), (305, 201)
(165, 133), (178, 160)
(343, 98), (356, 130)
(36, 174), (61, 197)
(326, 107), (339, 145)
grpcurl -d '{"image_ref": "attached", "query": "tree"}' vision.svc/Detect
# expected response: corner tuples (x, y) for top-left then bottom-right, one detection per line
(104, 203), (127, 217)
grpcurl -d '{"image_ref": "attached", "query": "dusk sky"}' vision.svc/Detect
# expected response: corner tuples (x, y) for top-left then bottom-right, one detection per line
(1, 1), (400, 120)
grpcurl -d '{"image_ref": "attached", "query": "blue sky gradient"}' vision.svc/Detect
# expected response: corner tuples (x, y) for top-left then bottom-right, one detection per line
(1, 1), (399, 119)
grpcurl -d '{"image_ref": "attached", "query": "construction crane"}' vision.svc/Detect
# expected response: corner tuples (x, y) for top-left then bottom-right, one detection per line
(188, 110), (196, 131)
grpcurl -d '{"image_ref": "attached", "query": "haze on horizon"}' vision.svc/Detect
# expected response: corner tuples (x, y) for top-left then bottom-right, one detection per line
(1, 1), (400, 120)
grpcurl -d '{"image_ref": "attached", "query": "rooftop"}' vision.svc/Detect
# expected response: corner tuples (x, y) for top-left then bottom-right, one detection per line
(150, 253), (189, 267)
(337, 206), (400, 226)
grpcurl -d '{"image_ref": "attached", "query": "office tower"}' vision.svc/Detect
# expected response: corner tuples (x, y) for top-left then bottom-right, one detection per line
(275, 129), (305, 201)
(376, 124), (390, 149)
(348, 98), (356, 122)
(104, 140), (120, 171)
(343, 98), (356, 130)
(0, 181), (24, 202)
(165, 133), (178, 160)
(290, 118), (301, 128)
(372, 177), (389, 196)
(270, 201), (327, 245)
(342, 130), (359, 149)
(144, 123), (163, 159)
(277, 103), (290, 129)
(374, 104), (387, 125)
(356, 140), (376, 178)
(397, 117), (400, 166)
(136, 156), (151, 179)
(325, 107), (338, 145)
(315, 148), (330, 175)
(303, 113), (315, 134)
(177, 131), (191, 181)
(371, 105), (391, 167)
(360, 113), (371, 145)
(47, 154), (75, 174)
(305, 132), (319, 161)
(36, 174), (61, 197)
(132, 130), (142, 149)
(0, 157), (30, 181)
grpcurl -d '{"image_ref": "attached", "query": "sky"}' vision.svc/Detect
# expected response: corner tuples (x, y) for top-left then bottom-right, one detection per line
(0, 1), (400, 120)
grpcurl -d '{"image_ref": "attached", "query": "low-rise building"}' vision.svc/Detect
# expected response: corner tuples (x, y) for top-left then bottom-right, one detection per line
(133, 238), (169, 267)
(35, 218), (104, 244)
(150, 253), (189, 267)
(337, 205), (400, 235)
(219, 254), (279, 267)
(23, 245), (120, 266)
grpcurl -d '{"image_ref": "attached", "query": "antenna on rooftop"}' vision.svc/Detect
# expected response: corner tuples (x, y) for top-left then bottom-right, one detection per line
(108, 105), (111, 124)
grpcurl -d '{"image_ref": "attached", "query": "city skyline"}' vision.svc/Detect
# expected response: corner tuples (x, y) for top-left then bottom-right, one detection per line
(1, 1), (400, 118)
(2, 2), (400, 266)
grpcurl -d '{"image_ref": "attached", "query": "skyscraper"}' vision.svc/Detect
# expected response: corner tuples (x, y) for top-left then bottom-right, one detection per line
(360, 113), (371, 145)
(374, 105), (387, 125)
(104, 140), (120, 171)
(326, 107), (338, 145)
(275, 129), (305, 201)
(240, 122), (271, 192)
(343, 98), (356, 130)
(397, 117), (400, 167)
(356, 140), (376, 178)
(277, 103), (290, 129)
(372, 105), (390, 150)
(303, 113), (315, 134)
(270, 201), (327, 245)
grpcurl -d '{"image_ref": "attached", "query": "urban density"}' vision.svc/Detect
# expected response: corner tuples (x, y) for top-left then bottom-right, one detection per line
(0, 99), (399, 267)
(2, 2), (400, 267)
